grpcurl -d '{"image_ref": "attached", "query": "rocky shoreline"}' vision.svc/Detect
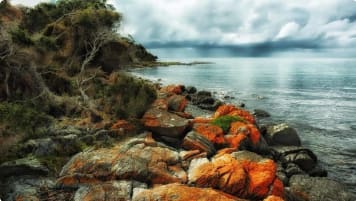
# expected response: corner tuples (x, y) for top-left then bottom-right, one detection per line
(1, 83), (355, 201)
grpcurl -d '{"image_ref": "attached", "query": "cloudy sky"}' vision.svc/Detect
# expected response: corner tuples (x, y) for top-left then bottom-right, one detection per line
(11, 0), (356, 57)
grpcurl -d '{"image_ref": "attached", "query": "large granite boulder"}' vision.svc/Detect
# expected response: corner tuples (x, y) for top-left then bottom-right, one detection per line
(142, 108), (191, 138)
(57, 134), (186, 187)
(289, 175), (356, 201)
(132, 183), (247, 201)
(188, 151), (284, 199)
(266, 124), (301, 146)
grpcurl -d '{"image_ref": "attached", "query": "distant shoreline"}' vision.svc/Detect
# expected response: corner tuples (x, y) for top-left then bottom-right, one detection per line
(124, 61), (214, 68)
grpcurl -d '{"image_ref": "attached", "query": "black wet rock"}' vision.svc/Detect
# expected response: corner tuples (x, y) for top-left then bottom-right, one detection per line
(266, 124), (301, 146)
(253, 109), (271, 118)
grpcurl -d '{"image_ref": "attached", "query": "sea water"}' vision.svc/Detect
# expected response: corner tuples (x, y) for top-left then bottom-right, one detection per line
(131, 57), (356, 193)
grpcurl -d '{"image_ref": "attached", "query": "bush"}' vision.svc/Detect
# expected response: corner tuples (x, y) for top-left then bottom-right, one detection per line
(211, 115), (245, 133)
(0, 102), (52, 134)
(101, 73), (157, 119)
(9, 28), (34, 46)
(36, 35), (59, 50)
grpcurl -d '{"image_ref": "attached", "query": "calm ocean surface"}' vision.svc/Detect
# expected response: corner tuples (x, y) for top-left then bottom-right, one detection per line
(131, 57), (356, 193)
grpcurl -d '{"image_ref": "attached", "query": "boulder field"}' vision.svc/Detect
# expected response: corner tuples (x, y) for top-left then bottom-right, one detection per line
(0, 84), (355, 201)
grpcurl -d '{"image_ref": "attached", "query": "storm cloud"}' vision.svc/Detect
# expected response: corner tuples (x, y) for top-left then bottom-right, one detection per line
(111, 0), (356, 56)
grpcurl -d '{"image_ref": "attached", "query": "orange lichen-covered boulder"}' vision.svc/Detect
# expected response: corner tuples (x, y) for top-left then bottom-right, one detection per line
(142, 108), (190, 138)
(228, 121), (269, 153)
(214, 105), (256, 124)
(230, 121), (261, 145)
(58, 134), (186, 187)
(160, 85), (184, 95)
(194, 124), (225, 145)
(213, 105), (237, 118)
(225, 134), (248, 149)
(188, 155), (247, 196)
(188, 151), (283, 200)
(132, 183), (247, 201)
(231, 151), (283, 199)
(167, 95), (188, 112)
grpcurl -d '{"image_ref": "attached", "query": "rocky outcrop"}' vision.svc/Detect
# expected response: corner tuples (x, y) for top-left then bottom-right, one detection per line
(1, 79), (354, 201)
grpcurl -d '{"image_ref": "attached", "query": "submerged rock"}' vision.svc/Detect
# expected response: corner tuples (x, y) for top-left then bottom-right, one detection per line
(253, 109), (271, 118)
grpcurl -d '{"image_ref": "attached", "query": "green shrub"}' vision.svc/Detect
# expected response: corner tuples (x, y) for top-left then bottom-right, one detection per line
(0, 102), (52, 134)
(211, 115), (245, 133)
(9, 28), (34, 46)
(103, 73), (157, 119)
(36, 35), (59, 50)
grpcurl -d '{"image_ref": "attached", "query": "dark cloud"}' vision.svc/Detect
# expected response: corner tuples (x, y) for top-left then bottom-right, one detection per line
(112, 0), (356, 56)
